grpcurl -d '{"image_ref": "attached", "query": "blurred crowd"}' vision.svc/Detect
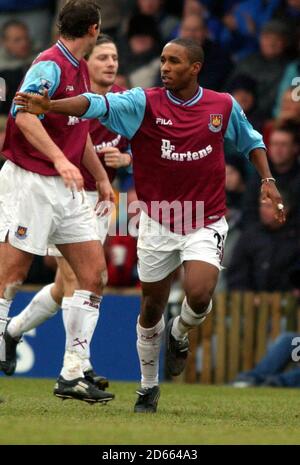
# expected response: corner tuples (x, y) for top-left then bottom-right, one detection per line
(0, 0), (300, 291)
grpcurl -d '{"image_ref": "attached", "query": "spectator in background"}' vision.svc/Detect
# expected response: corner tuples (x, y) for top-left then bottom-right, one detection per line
(0, 21), (37, 119)
(227, 75), (263, 131)
(0, 20), (35, 70)
(277, 87), (300, 126)
(178, 14), (232, 90)
(243, 123), (300, 227)
(0, 0), (53, 50)
(227, 193), (300, 292)
(133, 0), (179, 42)
(181, 0), (240, 44)
(263, 87), (300, 146)
(225, 154), (247, 216)
(232, 331), (300, 387)
(216, 154), (247, 291)
(119, 14), (161, 88)
(226, 20), (291, 120)
(222, 0), (281, 60)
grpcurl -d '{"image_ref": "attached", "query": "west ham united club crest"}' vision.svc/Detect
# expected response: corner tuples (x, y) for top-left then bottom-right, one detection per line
(15, 226), (28, 240)
(208, 114), (223, 133)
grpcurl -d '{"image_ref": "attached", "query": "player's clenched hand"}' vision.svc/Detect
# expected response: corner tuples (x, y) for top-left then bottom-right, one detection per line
(14, 89), (51, 115)
(54, 157), (84, 191)
(261, 181), (286, 224)
(100, 147), (131, 168)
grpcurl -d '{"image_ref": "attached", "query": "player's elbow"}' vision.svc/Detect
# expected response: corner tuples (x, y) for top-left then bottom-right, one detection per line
(15, 112), (28, 130)
(15, 111), (34, 131)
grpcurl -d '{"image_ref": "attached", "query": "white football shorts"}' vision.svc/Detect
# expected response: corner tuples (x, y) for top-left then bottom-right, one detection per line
(0, 160), (99, 256)
(48, 190), (111, 256)
(137, 211), (228, 282)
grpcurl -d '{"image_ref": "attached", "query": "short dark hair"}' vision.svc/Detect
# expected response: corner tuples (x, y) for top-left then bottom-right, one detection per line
(85, 34), (116, 59)
(58, 0), (101, 39)
(168, 38), (205, 64)
(1, 20), (28, 39)
(96, 34), (116, 47)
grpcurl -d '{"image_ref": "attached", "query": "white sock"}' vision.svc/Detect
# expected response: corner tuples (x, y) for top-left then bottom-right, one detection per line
(61, 296), (72, 332)
(61, 296), (94, 374)
(171, 297), (212, 341)
(0, 298), (12, 319)
(136, 316), (165, 389)
(61, 290), (101, 380)
(7, 284), (59, 338)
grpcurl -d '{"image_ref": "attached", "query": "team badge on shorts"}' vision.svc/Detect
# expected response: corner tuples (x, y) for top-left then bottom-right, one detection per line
(208, 114), (223, 132)
(15, 226), (28, 240)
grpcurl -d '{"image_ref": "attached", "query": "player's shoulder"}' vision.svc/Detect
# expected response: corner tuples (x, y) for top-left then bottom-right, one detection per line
(33, 44), (59, 65)
(143, 87), (166, 103)
(144, 86), (164, 96)
(111, 84), (127, 93)
(202, 87), (233, 106)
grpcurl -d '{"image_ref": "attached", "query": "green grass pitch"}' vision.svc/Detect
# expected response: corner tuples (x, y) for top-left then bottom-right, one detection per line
(0, 378), (300, 445)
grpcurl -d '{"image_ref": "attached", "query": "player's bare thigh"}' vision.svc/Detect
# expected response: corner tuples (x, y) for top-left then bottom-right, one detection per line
(183, 260), (219, 314)
(57, 240), (106, 295)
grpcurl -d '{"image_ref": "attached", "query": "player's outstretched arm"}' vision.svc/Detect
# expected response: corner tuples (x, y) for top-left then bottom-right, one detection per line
(14, 89), (90, 117)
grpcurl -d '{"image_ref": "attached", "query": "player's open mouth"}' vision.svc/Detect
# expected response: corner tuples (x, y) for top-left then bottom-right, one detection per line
(161, 76), (172, 84)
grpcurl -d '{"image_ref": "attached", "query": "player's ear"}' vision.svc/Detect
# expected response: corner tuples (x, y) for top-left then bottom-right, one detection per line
(192, 62), (202, 76)
(89, 24), (99, 37)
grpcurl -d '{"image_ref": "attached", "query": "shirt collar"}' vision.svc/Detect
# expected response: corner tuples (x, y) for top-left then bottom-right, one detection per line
(166, 86), (203, 107)
(56, 40), (79, 68)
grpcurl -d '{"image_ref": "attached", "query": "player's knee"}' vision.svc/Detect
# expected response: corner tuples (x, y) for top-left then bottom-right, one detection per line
(186, 290), (212, 315)
(3, 280), (23, 300)
(142, 297), (165, 327)
(79, 266), (107, 293)
(100, 269), (108, 288)
(143, 297), (165, 315)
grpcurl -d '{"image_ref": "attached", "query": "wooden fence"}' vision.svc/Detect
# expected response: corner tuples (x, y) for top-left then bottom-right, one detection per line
(179, 292), (300, 384)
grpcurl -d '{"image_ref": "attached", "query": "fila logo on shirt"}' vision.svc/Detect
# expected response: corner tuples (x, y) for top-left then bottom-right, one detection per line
(156, 117), (173, 126)
(161, 139), (213, 162)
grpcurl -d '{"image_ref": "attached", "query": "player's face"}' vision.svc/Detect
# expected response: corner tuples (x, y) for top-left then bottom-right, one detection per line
(160, 43), (198, 92)
(87, 43), (118, 87)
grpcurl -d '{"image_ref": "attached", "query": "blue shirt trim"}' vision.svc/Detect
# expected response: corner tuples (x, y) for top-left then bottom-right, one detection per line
(56, 40), (79, 68)
(166, 86), (203, 107)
